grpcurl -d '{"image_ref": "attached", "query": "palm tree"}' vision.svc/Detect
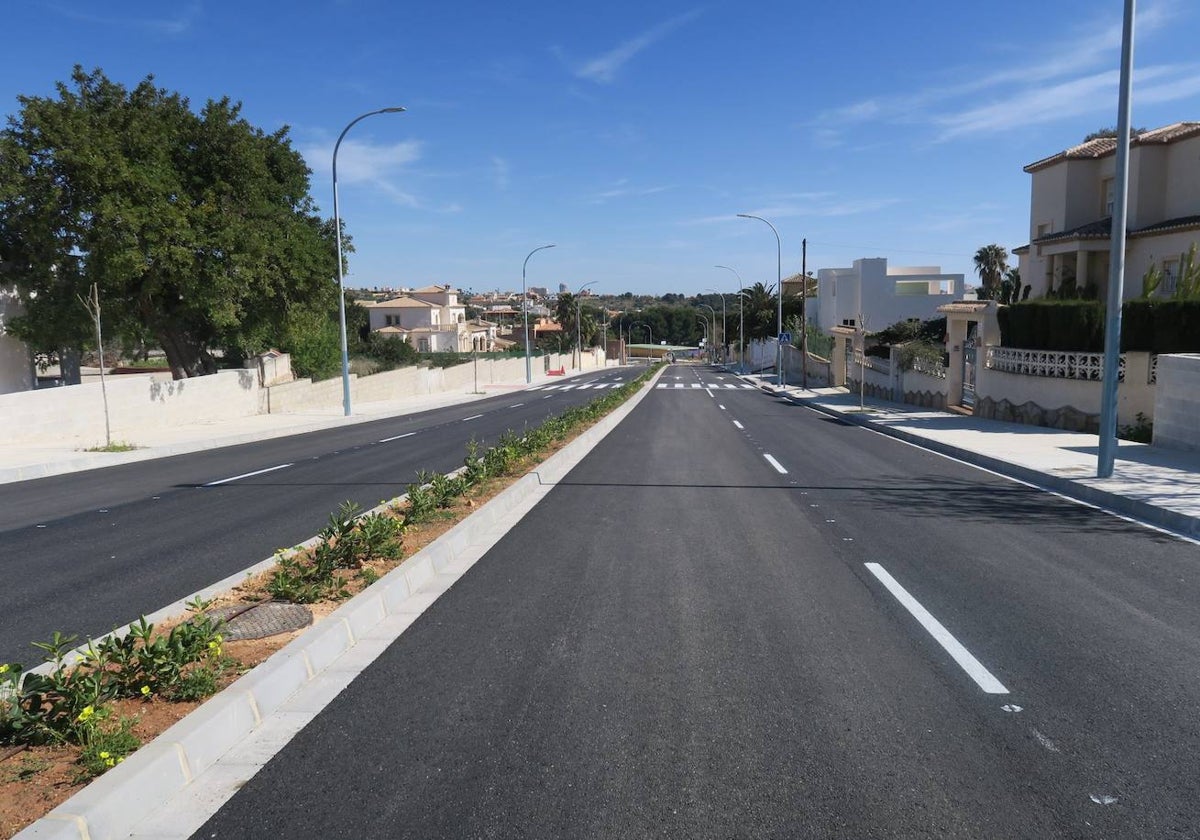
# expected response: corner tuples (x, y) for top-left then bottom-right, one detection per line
(740, 282), (777, 341)
(973, 244), (1009, 301)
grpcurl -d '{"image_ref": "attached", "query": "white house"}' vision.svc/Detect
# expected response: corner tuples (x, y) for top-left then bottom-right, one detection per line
(0, 287), (33, 394)
(1014, 122), (1200, 300)
(813, 258), (964, 332)
(365, 285), (498, 352)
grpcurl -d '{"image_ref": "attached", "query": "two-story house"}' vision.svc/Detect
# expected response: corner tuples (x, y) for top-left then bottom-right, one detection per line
(365, 284), (484, 352)
(813, 258), (964, 332)
(1014, 122), (1200, 300)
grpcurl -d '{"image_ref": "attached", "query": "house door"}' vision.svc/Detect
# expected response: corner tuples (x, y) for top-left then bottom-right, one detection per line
(960, 322), (978, 409)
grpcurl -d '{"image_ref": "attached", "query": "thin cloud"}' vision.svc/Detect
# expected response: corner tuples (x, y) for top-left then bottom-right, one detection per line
(680, 193), (894, 226)
(302, 138), (425, 207)
(589, 179), (673, 203)
(575, 9), (702, 83)
(45, 1), (202, 35)
(811, 1), (1186, 140)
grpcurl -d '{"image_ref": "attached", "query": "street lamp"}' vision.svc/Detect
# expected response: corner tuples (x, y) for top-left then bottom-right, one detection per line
(737, 213), (784, 387)
(696, 317), (708, 354)
(522, 244), (556, 383)
(632, 321), (652, 359)
(697, 303), (716, 365)
(333, 106), (405, 417)
(574, 280), (598, 370)
(735, 290), (750, 374)
(704, 288), (727, 365)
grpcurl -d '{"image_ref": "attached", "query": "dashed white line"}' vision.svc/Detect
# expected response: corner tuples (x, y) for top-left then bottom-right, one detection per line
(462, 414), (484, 421)
(379, 432), (416, 443)
(733, 421), (745, 430)
(763, 454), (788, 474)
(864, 562), (1009, 695)
(509, 403), (524, 408)
(719, 404), (726, 410)
(204, 463), (293, 487)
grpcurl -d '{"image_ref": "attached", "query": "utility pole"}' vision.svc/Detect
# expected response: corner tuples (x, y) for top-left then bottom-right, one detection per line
(800, 238), (808, 390)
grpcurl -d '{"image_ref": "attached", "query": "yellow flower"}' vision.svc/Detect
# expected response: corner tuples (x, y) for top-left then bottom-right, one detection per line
(77, 706), (95, 722)
(0, 664), (9, 674)
(117, 757), (125, 764)
(105, 758), (115, 768)
(99, 751), (110, 759)
(140, 685), (151, 697)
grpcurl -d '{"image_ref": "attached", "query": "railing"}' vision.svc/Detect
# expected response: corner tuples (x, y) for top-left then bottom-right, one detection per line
(909, 356), (947, 380)
(986, 347), (1125, 383)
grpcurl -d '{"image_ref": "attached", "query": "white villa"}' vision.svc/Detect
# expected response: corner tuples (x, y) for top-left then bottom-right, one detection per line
(364, 284), (497, 352)
(813, 258), (964, 332)
(1014, 122), (1200, 300)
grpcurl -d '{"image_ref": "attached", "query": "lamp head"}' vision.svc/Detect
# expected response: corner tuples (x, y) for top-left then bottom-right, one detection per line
(381, 107), (406, 114)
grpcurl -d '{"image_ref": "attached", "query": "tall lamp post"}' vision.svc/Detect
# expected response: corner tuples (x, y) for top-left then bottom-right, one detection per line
(633, 321), (652, 359)
(735, 291), (750, 373)
(334, 106), (405, 417)
(574, 280), (598, 370)
(738, 213), (784, 387)
(698, 303), (716, 364)
(696, 317), (708, 354)
(704, 288), (727, 365)
(522, 244), (556, 383)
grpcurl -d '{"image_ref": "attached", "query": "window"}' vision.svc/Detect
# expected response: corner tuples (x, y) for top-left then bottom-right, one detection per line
(1163, 258), (1179, 297)
(1101, 178), (1114, 216)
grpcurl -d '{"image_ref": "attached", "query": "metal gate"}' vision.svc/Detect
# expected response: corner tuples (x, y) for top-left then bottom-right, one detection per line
(961, 322), (978, 409)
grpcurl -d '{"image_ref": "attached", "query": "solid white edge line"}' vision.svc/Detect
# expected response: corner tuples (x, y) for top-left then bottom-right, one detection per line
(203, 463), (293, 487)
(733, 420), (745, 429)
(763, 454), (788, 474)
(795, 404), (1200, 547)
(864, 562), (1009, 695)
(378, 432), (416, 443)
(462, 414), (484, 421)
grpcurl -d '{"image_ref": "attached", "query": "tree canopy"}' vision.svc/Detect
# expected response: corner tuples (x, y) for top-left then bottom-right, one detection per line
(0, 67), (340, 378)
(973, 244), (1009, 301)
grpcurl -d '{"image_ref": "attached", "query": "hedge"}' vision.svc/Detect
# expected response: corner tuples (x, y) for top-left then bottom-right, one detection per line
(998, 299), (1200, 353)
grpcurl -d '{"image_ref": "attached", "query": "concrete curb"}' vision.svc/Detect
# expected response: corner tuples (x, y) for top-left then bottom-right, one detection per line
(768, 385), (1200, 541)
(14, 366), (665, 840)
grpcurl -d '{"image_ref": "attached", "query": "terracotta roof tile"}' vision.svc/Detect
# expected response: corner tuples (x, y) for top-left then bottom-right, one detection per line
(1024, 122), (1200, 172)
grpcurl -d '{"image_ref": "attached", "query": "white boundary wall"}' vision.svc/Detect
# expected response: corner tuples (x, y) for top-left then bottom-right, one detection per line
(1154, 354), (1200, 452)
(1, 349), (606, 447)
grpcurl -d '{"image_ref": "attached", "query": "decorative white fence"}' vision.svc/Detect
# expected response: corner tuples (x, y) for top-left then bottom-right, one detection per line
(986, 347), (1126, 383)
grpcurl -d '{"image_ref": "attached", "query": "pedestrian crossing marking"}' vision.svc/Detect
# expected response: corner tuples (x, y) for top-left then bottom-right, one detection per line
(656, 383), (756, 390)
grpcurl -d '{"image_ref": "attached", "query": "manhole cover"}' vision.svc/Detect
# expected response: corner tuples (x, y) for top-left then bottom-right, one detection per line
(202, 603), (313, 641)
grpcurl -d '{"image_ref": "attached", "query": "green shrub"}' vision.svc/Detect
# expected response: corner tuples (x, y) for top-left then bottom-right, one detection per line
(1121, 299), (1200, 352)
(998, 300), (1105, 350)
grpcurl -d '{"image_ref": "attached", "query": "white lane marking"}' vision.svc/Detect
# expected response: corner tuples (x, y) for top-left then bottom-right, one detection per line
(763, 454), (788, 474)
(379, 432), (416, 443)
(719, 404), (726, 410)
(204, 463), (293, 487)
(674, 384), (685, 389)
(509, 403), (524, 408)
(707, 387), (715, 399)
(864, 562), (1009, 695)
(576, 384), (594, 389)
(733, 421), (745, 429)
(1031, 728), (1060, 753)
(462, 414), (484, 421)
(543, 395), (554, 399)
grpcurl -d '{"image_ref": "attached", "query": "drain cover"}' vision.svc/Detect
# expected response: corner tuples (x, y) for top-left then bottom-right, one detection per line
(203, 603), (313, 641)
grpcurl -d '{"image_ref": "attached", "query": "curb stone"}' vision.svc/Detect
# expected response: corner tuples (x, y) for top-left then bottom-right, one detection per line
(13, 366), (665, 840)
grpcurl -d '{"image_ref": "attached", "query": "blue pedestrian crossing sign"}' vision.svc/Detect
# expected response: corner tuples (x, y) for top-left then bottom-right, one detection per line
(778, 332), (792, 343)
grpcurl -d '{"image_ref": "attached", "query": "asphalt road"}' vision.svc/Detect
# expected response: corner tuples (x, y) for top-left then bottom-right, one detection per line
(195, 363), (1200, 838)
(0, 369), (633, 666)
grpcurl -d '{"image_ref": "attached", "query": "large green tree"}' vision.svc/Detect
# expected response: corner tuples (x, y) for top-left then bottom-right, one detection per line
(0, 67), (340, 378)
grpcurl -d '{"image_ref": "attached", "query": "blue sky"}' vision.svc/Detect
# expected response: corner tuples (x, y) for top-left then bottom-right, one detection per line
(5, 0), (1200, 296)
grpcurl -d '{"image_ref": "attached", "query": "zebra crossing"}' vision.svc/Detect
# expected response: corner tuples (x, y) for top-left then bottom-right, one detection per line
(655, 383), (757, 390)
(526, 380), (757, 392)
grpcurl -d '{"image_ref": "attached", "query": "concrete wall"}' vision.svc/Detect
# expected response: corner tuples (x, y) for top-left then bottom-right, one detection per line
(1153, 354), (1200, 452)
(815, 258), (962, 333)
(0, 368), (263, 447)
(0, 288), (33, 395)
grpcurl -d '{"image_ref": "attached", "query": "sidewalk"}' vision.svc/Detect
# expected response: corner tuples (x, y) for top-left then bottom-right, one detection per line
(745, 374), (1200, 541)
(0, 367), (594, 485)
